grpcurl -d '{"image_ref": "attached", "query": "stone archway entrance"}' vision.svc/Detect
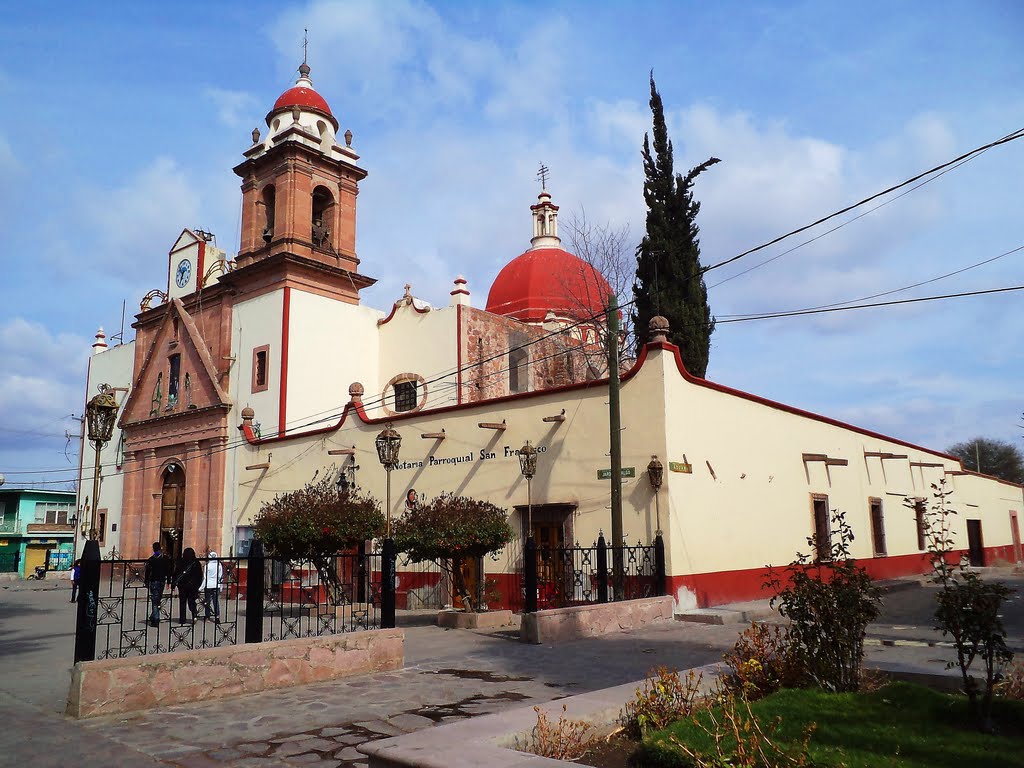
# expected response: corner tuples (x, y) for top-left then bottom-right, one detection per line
(160, 466), (185, 561)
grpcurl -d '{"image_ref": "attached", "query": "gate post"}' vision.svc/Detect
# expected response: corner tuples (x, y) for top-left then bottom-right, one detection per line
(524, 536), (538, 614)
(357, 540), (368, 603)
(654, 533), (667, 597)
(596, 533), (609, 604)
(73, 539), (101, 663)
(244, 539), (265, 644)
(381, 538), (397, 629)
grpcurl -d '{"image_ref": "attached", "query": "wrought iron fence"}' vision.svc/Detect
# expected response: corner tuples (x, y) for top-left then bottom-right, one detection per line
(93, 556), (245, 659)
(262, 551), (381, 641)
(516, 535), (665, 612)
(88, 548), (391, 660)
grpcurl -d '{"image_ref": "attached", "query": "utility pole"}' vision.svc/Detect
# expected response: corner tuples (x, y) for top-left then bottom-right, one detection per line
(607, 294), (624, 598)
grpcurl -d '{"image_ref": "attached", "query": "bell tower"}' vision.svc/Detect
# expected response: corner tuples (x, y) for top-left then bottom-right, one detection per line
(233, 63), (371, 296)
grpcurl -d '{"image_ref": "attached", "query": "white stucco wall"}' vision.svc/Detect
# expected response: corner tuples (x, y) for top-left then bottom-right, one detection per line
(231, 290), (284, 436)
(286, 291), (382, 429)
(79, 341), (136, 557)
(660, 347), (1022, 579)
(377, 303), (459, 414)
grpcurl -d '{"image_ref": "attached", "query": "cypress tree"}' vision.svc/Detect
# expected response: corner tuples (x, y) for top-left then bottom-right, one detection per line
(632, 73), (718, 377)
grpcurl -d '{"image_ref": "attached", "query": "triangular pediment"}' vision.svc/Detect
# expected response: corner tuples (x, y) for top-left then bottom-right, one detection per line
(121, 298), (231, 426)
(169, 228), (201, 254)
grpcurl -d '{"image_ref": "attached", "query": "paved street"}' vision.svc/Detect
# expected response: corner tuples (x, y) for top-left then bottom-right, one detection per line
(1, 572), (1022, 767)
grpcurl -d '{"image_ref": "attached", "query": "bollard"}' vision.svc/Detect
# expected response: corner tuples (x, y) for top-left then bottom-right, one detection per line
(244, 539), (266, 644)
(73, 539), (101, 663)
(524, 536), (538, 613)
(381, 537), (397, 629)
(596, 533), (609, 604)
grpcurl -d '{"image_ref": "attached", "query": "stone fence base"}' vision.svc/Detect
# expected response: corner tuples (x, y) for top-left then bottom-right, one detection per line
(520, 596), (673, 644)
(436, 609), (515, 629)
(67, 628), (404, 719)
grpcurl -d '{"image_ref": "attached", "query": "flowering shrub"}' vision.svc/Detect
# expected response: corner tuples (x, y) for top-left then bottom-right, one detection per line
(765, 509), (881, 693)
(722, 623), (804, 700)
(391, 492), (512, 611)
(626, 667), (704, 736)
(254, 472), (384, 604)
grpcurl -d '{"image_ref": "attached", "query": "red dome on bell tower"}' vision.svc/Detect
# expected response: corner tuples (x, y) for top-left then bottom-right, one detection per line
(486, 189), (612, 324)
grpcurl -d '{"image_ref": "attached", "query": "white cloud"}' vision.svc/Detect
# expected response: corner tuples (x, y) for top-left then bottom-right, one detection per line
(44, 156), (201, 284)
(203, 87), (259, 127)
(0, 318), (88, 466)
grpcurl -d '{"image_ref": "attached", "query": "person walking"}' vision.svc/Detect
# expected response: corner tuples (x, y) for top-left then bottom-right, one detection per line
(202, 551), (223, 622)
(173, 547), (202, 625)
(70, 559), (81, 602)
(144, 542), (171, 627)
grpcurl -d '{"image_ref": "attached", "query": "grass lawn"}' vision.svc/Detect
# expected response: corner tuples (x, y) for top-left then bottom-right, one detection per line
(637, 682), (1024, 767)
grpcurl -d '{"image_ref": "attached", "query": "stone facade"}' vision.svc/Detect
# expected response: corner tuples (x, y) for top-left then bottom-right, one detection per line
(67, 628), (404, 718)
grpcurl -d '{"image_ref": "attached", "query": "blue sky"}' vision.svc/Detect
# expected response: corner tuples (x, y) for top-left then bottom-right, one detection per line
(1, 0), (1022, 488)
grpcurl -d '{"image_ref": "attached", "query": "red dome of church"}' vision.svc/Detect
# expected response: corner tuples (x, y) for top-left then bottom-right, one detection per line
(486, 247), (613, 324)
(273, 86), (333, 117)
(266, 63), (339, 130)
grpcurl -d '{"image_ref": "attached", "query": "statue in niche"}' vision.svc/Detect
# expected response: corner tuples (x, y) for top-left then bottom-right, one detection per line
(150, 373), (163, 416)
(184, 372), (195, 409)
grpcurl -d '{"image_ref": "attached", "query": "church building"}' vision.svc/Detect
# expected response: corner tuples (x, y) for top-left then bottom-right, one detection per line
(78, 64), (1024, 610)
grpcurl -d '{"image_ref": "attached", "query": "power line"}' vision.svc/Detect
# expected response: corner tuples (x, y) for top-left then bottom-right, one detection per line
(718, 243), (1024, 319)
(718, 283), (1024, 323)
(701, 126), (1024, 276)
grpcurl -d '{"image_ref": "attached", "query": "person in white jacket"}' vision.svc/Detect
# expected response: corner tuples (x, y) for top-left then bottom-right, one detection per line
(202, 552), (223, 622)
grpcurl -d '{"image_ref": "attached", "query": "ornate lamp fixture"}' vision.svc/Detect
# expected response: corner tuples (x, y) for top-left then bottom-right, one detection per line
(84, 385), (119, 540)
(375, 423), (402, 536)
(646, 455), (664, 534)
(519, 441), (538, 535)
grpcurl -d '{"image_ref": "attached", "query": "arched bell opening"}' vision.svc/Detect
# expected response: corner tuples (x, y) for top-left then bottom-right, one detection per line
(311, 185), (334, 249)
(261, 185), (276, 244)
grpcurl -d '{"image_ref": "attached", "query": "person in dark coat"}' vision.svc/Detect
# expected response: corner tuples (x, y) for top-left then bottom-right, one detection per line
(173, 547), (202, 625)
(143, 542), (172, 627)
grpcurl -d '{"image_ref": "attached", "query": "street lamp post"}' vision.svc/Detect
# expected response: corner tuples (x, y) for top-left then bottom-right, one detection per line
(518, 440), (538, 613)
(375, 423), (402, 628)
(646, 454), (667, 598)
(75, 384), (118, 663)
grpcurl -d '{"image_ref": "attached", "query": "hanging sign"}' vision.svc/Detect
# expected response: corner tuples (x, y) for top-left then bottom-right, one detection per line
(669, 461), (692, 474)
(597, 467), (636, 480)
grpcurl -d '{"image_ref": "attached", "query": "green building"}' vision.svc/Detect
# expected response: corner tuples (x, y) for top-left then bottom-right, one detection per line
(0, 489), (77, 576)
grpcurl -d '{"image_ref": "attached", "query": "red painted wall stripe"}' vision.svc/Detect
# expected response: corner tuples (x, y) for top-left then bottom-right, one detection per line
(279, 287), (291, 437)
(456, 304), (463, 404)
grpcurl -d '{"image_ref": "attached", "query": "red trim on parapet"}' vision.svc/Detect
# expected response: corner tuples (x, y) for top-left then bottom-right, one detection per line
(376, 299), (432, 327)
(239, 337), (976, 466)
(279, 287), (291, 437)
(456, 304), (463, 404)
(944, 467), (1024, 491)
(647, 340), (963, 464)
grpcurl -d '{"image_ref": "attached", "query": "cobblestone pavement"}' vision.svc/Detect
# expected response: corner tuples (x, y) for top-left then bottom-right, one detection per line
(4, 574), (1022, 768)
(76, 621), (748, 767)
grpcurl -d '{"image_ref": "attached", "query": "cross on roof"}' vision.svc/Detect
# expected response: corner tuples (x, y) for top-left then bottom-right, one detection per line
(536, 163), (549, 190)
(303, 29), (308, 65)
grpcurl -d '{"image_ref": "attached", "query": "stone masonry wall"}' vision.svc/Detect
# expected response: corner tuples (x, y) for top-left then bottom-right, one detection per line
(67, 629), (404, 718)
(520, 596), (673, 644)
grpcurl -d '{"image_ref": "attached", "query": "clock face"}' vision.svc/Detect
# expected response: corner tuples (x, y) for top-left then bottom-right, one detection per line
(175, 259), (192, 288)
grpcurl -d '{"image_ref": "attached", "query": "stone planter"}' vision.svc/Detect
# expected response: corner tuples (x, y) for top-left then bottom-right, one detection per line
(436, 609), (516, 629)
